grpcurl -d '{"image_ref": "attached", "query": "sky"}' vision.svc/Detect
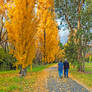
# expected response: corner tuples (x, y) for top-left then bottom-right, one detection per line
(56, 18), (69, 45)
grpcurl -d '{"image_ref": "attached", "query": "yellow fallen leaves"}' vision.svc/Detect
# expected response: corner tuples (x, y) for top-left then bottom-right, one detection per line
(33, 70), (49, 92)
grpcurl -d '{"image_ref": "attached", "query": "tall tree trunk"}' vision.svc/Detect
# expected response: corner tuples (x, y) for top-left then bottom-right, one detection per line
(77, 0), (83, 72)
(44, 29), (46, 64)
(19, 65), (27, 76)
(82, 46), (87, 72)
(0, 15), (3, 44)
(82, 60), (85, 72)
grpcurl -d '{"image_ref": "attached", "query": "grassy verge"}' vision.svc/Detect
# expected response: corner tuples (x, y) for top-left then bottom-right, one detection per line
(69, 63), (92, 89)
(30, 63), (56, 72)
(0, 63), (56, 92)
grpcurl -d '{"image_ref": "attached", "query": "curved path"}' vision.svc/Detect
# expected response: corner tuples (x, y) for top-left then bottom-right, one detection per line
(46, 66), (89, 92)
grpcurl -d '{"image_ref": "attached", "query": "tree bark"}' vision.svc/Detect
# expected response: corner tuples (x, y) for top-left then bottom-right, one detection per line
(19, 65), (27, 76)
(44, 29), (46, 64)
(77, 0), (85, 72)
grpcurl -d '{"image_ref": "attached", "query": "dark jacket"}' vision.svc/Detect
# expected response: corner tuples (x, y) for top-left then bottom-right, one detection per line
(63, 60), (69, 69)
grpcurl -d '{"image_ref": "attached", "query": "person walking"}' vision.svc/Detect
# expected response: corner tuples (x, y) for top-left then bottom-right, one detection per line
(63, 59), (69, 78)
(58, 60), (63, 78)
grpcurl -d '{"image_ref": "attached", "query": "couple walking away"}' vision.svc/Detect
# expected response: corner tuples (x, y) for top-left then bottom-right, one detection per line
(58, 59), (69, 78)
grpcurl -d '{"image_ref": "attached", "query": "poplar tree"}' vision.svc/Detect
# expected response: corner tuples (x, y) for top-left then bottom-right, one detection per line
(37, 0), (59, 63)
(5, 0), (39, 76)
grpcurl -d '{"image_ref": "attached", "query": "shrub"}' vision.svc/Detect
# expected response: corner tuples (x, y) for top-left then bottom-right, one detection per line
(0, 48), (16, 71)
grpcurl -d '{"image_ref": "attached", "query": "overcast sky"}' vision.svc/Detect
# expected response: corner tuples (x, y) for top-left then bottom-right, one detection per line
(56, 18), (69, 45)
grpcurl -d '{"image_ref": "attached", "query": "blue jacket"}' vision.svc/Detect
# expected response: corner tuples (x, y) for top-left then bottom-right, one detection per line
(58, 62), (63, 71)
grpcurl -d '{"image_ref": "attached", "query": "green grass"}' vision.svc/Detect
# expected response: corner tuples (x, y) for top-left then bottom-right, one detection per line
(0, 63), (56, 74)
(0, 76), (24, 92)
(70, 62), (92, 89)
(85, 62), (92, 72)
(0, 70), (17, 74)
(30, 63), (56, 72)
(0, 63), (56, 92)
(85, 62), (92, 67)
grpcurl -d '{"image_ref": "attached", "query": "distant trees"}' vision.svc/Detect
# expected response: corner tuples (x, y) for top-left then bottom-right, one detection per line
(0, 0), (16, 71)
(0, 0), (10, 51)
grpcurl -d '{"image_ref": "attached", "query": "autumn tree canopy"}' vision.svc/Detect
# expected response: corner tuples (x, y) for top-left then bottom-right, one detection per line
(0, 0), (62, 76)
(5, 0), (39, 70)
(37, 0), (59, 63)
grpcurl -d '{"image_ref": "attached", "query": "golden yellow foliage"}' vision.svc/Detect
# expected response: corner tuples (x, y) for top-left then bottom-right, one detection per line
(0, 0), (4, 14)
(37, 0), (59, 63)
(0, 0), (11, 15)
(55, 49), (65, 62)
(5, 0), (39, 69)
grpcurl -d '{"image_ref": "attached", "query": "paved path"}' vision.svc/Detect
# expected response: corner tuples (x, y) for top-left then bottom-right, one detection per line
(46, 66), (89, 92)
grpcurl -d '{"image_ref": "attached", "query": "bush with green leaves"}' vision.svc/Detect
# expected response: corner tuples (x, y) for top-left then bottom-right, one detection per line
(0, 48), (16, 71)
(64, 38), (78, 64)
